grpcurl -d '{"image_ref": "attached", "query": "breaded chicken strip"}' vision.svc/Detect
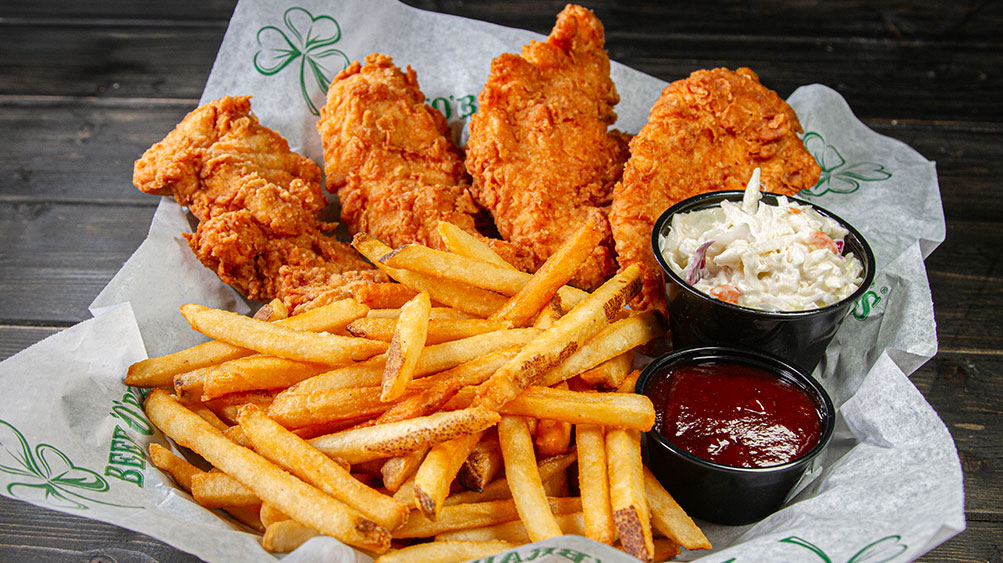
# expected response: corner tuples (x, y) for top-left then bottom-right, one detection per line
(465, 4), (630, 290)
(318, 53), (533, 271)
(609, 68), (822, 315)
(134, 96), (384, 312)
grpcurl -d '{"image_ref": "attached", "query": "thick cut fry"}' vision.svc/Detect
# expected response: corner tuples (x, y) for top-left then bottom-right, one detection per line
(262, 519), (320, 553)
(490, 218), (604, 327)
(650, 539), (683, 562)
(607, 429), (653, 562)
(201, 356), (329, 401)
(348, 318), (508, 345)
(237, 405), (409, 531)
(354, 283), (420, 309)
(253, 299), (289, 321)
(579, 351), (634, 388)
(444, 449), (577, 506)
(457, 433), (503, 493)
(414, 431), (485, 520)
(191, 403), (230, 432)
(354, 234), (508, 317)
(308, 407), (501, 464)
(127, 299), (369, 387)
(382, 292), (431, 402)
(367, 307), (476, 320)
(268, 386), (390, 429)
(179, 304), (387, 365)
(534, 382), (573, 456)
(643, 467), (712, 551)
(149, 443), (202, 492)
(381, 448), (427, 492)
(576, 424), (615, 545)
(538, 311), (662, 387)
(497, 416), (562, 542)
(436, 511), (586, 543)
(286, 330), (537, 394)
(436, 221), (518, 270)
(225, 504), (265, 532)
(191, 471), (259, 507)
(393, 497), (581, 539)
(144, 390), (390, 552)
(475, 265), (642, 410)
(204, 390), (274, 426)
(374, 540), (520, 563)
(259, 502), (289, 527)
(174, 368), (211, 404)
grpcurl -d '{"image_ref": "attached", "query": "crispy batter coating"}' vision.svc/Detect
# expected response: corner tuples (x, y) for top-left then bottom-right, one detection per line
(465, 4), (630, 290)
(609, 67), (822, 315)
(318, 53), (534, 271)
(133, 96), (384, 312)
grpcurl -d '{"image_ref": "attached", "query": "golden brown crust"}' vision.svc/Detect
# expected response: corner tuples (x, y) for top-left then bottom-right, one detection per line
(609, 67), (822, 314)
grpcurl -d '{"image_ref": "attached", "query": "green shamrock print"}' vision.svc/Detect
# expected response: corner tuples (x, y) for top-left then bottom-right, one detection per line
(801, 132), (892, 196)
(0, 419), (139, 510)
(254, 7), (350, 116)
(780, 535), (908, 563)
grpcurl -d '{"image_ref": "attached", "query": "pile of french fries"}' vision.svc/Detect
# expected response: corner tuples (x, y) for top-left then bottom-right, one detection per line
(130, 221), (711, 562)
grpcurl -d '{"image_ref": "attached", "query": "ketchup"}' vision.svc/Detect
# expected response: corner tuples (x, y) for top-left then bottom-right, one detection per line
(649, 361), (822, 468)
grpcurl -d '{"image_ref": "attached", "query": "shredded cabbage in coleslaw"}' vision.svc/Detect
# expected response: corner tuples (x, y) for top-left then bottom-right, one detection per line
(659, 169), (864, 311)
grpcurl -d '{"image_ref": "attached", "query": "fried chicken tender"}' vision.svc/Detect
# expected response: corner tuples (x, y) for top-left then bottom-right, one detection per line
(318, 53), (534, 271)
(609, 67), (822, 315)
(133, 96), (384, 313)
(465, 4), (631, 290)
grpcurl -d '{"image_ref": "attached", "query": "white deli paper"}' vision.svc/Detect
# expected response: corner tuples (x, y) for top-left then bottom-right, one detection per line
(0, 0), (961, 562)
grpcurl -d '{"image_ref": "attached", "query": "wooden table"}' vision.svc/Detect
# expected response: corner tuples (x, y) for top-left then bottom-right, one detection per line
(1, 1), (999, 561)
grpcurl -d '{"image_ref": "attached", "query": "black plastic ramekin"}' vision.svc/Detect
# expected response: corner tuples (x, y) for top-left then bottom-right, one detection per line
(636, 346), (835, 525)
(651, 191), (875, 374)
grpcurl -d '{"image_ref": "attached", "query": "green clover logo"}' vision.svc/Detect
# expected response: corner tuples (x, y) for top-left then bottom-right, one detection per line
(801, 132), (892, 197)
(253, 7), (349, 116)
(0, 419), (140, 510)
(780, 535), (908, 563)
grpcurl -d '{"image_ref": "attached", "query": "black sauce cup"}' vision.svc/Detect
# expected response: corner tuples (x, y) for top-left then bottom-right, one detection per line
(651, 191), (875, 374)
(637, 346), (836, 525)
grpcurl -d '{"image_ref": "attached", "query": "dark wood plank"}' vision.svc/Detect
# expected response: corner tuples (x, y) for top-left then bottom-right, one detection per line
(0, 327), (61, 360)
(0, 0), (237, 22)
(0, 496), (201, 563)
(0, 202), (154, 324)
(920, 520), (1003, 562)
(0, 99), (195, 204)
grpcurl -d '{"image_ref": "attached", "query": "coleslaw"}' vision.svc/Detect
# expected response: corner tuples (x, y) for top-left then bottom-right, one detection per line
(659, 169), (864, 311)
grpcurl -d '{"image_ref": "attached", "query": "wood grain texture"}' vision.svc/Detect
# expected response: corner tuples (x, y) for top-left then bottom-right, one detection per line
(0, 0), (999, 561)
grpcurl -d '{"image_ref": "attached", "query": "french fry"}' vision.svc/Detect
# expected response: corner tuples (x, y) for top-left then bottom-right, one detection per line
(617, 369), (641, 394)
(538, 310), (662, 387)
(650, 539), (683, 562)
(144, 390), (390, 552)
(354, 234), (508, 317)
(237, 405), (409, 531)
(259, 502), (289, 527)
(174, 368), (211, 404)
(497, 416), (563, 542)
(607, 428), (653, 562)
(414, 430), (486, 520)
(393, 497), (581, 539)
(267, 386), (390, 429)
(381, 448), (427, 493)
(436, 511), (586, 543)
(374, 540), (520, 563)
(534, 382), (573, 457)
(127, 299), (369, 387)
(308, 407), (502, 464)
(382, 291), (431, 402)
(542, 465), (570, 497)
(496, 386), (655, 431)
(348, 318), (508, 345)
(475, 265), (642, 410)
(576, 424), (615, 545)
(262, 519), (320, 553)
(179, 304), (387, 365)
(457, 433), (503, 493)
(531, 296), (564, 330)
(285, 330), (537, 395)
(190, 403), (230, 432)
(579, 351), (634, 389)
(436, 221), (518, 270)
(253, 299), (288, 321)
(223, 425), (254, 449)
(148, 443), (202, 492)
(643, 467), (712, 551)
(204, 390), (274, 426)
(490, 218), (603, 327)
(224, 504), (265, 532)
(367, 307), (476, 320)
(191, 471), (259, 508)
(201, 356), (329, 401)
(354, 283), (420, 309)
